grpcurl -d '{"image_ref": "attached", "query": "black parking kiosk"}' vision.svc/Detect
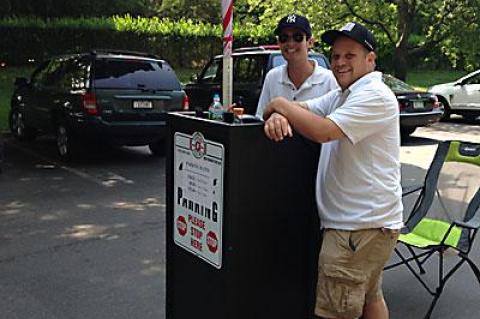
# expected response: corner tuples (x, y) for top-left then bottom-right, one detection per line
(166, 112), (321, 319)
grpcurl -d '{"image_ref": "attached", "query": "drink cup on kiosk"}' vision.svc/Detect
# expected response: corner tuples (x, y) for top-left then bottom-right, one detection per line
(232, 108), (244, 117)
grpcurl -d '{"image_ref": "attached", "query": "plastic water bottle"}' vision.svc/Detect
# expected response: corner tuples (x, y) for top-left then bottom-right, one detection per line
(208, 93), (224, 120)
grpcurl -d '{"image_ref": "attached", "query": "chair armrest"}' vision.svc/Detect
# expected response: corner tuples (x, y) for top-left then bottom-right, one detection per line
(402, 184), (423, 197)
(454, 214), (480, 230)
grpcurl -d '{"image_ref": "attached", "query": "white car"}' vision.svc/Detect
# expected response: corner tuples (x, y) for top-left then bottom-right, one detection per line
(428, 70), (480, 121)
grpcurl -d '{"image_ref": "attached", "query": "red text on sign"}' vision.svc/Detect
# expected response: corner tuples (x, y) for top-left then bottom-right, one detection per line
(188, 214), (205, 230)
(191, 238), (203, 251)
(191, 226), (203, 240)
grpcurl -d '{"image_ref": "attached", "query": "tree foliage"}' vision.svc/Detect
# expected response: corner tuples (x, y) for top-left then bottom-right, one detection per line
(333, 0), (480, 78)
(242, 0), (480, 79)
(157, 0), (252, 24)
(158, 0), (221, 23)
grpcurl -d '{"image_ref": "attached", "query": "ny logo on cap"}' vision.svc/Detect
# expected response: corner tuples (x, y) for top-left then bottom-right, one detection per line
(286, 14), (296, 23)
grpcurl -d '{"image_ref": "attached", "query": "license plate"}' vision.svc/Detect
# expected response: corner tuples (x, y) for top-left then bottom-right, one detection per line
(133, 100), (153, 109)
(413, 101), (424, 109)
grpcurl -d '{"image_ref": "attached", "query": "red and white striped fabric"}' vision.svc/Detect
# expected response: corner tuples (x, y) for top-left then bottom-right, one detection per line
(222, 0), (233, 58)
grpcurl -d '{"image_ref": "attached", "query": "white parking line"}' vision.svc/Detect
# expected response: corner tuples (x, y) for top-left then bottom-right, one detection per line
(9, 142), (133, 188)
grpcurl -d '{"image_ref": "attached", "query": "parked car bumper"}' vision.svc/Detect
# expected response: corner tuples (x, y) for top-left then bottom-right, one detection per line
(400, 109), (443, 128)
(68, 115), (167, 146)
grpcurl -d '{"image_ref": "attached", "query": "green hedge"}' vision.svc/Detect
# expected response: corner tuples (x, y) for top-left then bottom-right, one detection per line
(0, 15), (273, 37)
(0, 16), (274, 68)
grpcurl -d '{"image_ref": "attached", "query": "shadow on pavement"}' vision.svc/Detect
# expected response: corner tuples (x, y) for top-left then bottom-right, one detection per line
(2, 134), (162, 168)
(401, 135), (439, 147)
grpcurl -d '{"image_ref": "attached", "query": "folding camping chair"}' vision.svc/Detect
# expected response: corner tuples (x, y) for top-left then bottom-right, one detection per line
(385, 140), (480, 319)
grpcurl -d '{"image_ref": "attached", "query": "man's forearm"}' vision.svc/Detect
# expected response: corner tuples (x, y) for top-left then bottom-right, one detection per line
(264, 97), (345, 143)
(263, 97), (304, 120)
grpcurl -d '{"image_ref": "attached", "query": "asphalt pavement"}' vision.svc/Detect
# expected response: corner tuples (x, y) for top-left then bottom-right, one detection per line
(0, 137), (166, 319)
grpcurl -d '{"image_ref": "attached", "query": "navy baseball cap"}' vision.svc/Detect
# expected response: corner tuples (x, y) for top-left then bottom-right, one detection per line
(321, 22), (376, 52)
(274, 14), (312, 37)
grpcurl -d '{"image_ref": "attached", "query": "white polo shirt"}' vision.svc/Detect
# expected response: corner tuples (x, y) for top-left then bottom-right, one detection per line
(255, 60), (338, 119)
(305, 71), (403, 230)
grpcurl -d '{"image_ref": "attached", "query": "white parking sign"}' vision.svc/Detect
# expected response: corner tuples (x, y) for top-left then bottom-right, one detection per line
(173, 132), (224, 269)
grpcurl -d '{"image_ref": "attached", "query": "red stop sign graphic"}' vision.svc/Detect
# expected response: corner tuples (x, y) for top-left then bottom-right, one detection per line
(206, 231), (218, 253)
(177, 216), (187, 236)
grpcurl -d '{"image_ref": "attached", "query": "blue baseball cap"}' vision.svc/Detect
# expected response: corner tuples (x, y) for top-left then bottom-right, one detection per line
(274, 14), (312, 37)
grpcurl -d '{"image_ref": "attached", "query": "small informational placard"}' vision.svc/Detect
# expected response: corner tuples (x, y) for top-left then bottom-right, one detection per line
(173, 132), (224, 269)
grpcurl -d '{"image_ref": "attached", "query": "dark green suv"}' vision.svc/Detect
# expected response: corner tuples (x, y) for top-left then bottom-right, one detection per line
(10, 50), (188, 160)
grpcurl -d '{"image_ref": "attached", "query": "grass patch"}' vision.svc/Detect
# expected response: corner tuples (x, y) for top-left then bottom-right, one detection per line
(0, 66), (34, 131)
(406, 69), (468, 91)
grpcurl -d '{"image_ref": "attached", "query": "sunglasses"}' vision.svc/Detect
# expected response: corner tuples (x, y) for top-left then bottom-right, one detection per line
(278, 33), (307, 43)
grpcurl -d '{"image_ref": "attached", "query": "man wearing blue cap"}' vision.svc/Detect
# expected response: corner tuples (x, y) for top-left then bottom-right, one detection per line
(261, 22), (402, 319)
(255, 14), (337, 120)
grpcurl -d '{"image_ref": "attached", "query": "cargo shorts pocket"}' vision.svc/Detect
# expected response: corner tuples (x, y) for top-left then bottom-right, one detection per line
(316, 263), (366, 319)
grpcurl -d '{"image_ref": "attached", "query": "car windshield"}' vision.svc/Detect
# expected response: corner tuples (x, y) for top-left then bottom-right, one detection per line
(272, 54), (329, 69)
(383, 74), (415, 92)
(94, 58), (181, 90)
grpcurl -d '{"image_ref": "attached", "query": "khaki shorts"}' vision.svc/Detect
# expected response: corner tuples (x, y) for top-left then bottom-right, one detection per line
(315, 228), (399, 319)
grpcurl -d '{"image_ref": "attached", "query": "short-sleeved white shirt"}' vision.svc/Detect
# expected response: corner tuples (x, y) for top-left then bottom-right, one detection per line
(305, 71), (403, 230)
(255, 60), (338, 119)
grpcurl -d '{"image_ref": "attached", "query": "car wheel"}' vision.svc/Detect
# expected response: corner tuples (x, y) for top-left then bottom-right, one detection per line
(149, 140), (166, 156)
(56, 123), (78, 161)
(9, 109), (36, 141)
(438, 97), (451, 121)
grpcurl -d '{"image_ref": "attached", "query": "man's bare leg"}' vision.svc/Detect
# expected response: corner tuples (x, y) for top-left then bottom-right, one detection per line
(362, 297), (389, 319)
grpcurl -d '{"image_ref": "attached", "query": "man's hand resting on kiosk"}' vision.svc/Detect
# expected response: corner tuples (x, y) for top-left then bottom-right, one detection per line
(262, 96), (345, 144)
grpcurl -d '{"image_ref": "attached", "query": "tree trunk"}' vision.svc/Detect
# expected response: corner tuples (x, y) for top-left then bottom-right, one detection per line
(393, 45), (408, 81)
(393, 0), (414, 81)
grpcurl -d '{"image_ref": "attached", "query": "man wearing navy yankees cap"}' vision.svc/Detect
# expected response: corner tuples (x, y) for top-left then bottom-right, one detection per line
(255, 14), (337, 119)
(261, 22), (402, 319)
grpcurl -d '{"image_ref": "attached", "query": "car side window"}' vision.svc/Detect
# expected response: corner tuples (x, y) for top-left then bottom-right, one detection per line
(272, 54), (329, 69)
(464, 73), (480, 85)
(234, 56), (264, 84)
(30, 61), (51, 86)
(33, 58), (66, 88)
(200, 59), (222, 84)
(314, 56), (329, 69)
